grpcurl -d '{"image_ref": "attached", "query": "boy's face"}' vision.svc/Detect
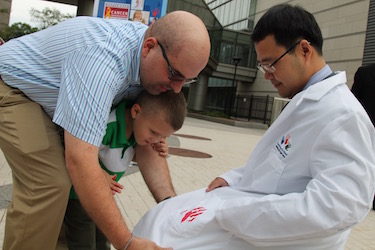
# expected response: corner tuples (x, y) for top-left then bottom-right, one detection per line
(131, 104), (175, 146)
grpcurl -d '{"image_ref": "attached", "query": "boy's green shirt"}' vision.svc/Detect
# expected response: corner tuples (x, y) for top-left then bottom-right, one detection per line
(69, 101), (136, 199)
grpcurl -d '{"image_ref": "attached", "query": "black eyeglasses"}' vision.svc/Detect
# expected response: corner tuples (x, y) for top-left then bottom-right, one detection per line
(257, 40), (302, 74)
(157, 40), (198, 84)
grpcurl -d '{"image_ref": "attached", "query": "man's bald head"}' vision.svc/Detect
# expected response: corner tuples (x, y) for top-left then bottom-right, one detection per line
(140, 11), (211, 94)
(147, 11), (210, 60)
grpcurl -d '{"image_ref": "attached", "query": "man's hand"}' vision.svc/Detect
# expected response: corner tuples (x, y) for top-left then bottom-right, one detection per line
(127, 236), (172, 250)
(206, 177), (229, 192)
(152, 138), (169, 157)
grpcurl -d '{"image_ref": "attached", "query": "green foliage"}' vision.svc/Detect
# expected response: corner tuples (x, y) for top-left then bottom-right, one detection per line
(0, 8), (10, 14)
(0, 7), (75, 43)
(0, 22), (38, 42)
(30, 7), (75, 30)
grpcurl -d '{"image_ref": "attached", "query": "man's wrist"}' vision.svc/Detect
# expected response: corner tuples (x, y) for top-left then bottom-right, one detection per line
(122, 232), (134, 250)
(161, 195), (175, 202)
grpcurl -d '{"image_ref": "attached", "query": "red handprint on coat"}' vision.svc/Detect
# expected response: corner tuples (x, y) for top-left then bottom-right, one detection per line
(151, 8), (160, 17)
(180, 206), (207, 223)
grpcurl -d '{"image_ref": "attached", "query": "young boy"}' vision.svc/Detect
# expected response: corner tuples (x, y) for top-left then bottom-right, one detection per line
(64, 90), (187, 249)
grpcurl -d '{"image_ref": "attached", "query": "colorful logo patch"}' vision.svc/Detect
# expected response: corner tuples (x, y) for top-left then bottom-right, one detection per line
(275, 134), (292, 158)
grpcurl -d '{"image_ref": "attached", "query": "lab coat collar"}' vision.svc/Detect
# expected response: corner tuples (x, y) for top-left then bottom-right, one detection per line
(271, 71), (347, 128)
(299, 71), (347, 102)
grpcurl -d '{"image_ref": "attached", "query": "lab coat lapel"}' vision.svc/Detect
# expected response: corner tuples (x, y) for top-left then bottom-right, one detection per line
(270, 71), (347, 129)
(300, 71), (347, 102)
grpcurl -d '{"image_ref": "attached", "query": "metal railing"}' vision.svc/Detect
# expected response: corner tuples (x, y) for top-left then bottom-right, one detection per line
(231, 95), (273, 125)
(204, 94), (273, 125)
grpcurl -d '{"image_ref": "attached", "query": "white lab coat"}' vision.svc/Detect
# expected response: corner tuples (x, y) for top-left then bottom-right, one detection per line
(134, 71), (375, 249)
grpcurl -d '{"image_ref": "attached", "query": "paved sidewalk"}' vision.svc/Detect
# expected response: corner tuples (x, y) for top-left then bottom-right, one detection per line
(1, 117), (374, 249)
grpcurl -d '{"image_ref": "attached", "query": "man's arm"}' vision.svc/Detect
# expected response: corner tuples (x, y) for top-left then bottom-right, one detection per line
(216, 113), (375, 244)
(135, 144), (176, 202)
(64, 131), (171, 250)
(64, 131), (131, 249)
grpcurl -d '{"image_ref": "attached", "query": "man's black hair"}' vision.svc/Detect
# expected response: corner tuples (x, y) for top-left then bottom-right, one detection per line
(251, 4), (323, 55)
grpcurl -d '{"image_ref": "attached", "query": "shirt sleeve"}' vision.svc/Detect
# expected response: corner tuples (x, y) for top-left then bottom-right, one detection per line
(220, 166), (245, 186)
(215, 112), (375, 244)
(53, 44), (125, 146)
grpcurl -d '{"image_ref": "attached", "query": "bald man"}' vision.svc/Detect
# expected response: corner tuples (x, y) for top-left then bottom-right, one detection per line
(0, 11), (210, 250)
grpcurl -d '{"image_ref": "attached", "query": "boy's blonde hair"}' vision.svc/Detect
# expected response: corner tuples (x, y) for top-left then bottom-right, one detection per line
(135, 90), (187, 131)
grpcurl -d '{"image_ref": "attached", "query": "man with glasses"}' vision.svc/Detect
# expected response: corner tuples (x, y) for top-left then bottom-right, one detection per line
(157, 40), (199, 85)
(131, 4), (375, 249)
(0, 10), (210, 250)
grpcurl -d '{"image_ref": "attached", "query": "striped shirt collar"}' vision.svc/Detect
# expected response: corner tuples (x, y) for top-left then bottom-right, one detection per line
(303, 64), (333, 91)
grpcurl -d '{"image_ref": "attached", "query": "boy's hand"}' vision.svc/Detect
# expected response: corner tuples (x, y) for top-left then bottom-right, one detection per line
(152, 138), (169, 157)
(102, 170), (124, 195)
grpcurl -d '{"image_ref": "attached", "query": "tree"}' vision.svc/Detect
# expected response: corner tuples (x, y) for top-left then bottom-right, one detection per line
(30, 7), (75, 30)
(0, 7), (10, 15)
(0, 22), (38, 42)
(0, 7), (75, 42)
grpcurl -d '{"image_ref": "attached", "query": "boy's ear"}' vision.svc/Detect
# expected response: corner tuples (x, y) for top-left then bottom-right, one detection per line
(131, 104), (141, 119)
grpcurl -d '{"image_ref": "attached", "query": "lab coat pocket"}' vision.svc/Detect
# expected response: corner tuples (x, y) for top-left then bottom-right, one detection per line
(250, 149), (286, 193)
(168, 196), (220, 238)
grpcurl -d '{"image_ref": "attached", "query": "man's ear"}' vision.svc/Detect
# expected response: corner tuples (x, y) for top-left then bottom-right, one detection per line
(141, 37), (158, 57)
(300, 39), (312, 58)
(131, 104), (141, 119)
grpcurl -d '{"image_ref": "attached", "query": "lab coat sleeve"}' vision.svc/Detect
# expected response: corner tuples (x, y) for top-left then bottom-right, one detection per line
(215, 112), (375, 244)
(219, 166), (245, 186)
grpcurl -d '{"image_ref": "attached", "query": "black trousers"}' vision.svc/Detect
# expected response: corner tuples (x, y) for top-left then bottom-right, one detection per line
(64, 199), (111, 250)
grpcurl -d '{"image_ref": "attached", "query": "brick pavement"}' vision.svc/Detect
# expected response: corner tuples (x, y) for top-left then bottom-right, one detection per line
(0, 117), (374, 249)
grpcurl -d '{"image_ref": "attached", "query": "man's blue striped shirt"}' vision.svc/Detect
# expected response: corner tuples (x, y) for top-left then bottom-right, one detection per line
(0, 16), (147, 146)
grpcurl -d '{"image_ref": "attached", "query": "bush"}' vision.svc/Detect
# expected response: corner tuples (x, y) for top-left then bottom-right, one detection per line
(0, 22), (38, 42)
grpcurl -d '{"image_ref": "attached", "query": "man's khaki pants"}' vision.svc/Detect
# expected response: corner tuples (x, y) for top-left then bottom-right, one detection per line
(0, 78), (71, 250)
